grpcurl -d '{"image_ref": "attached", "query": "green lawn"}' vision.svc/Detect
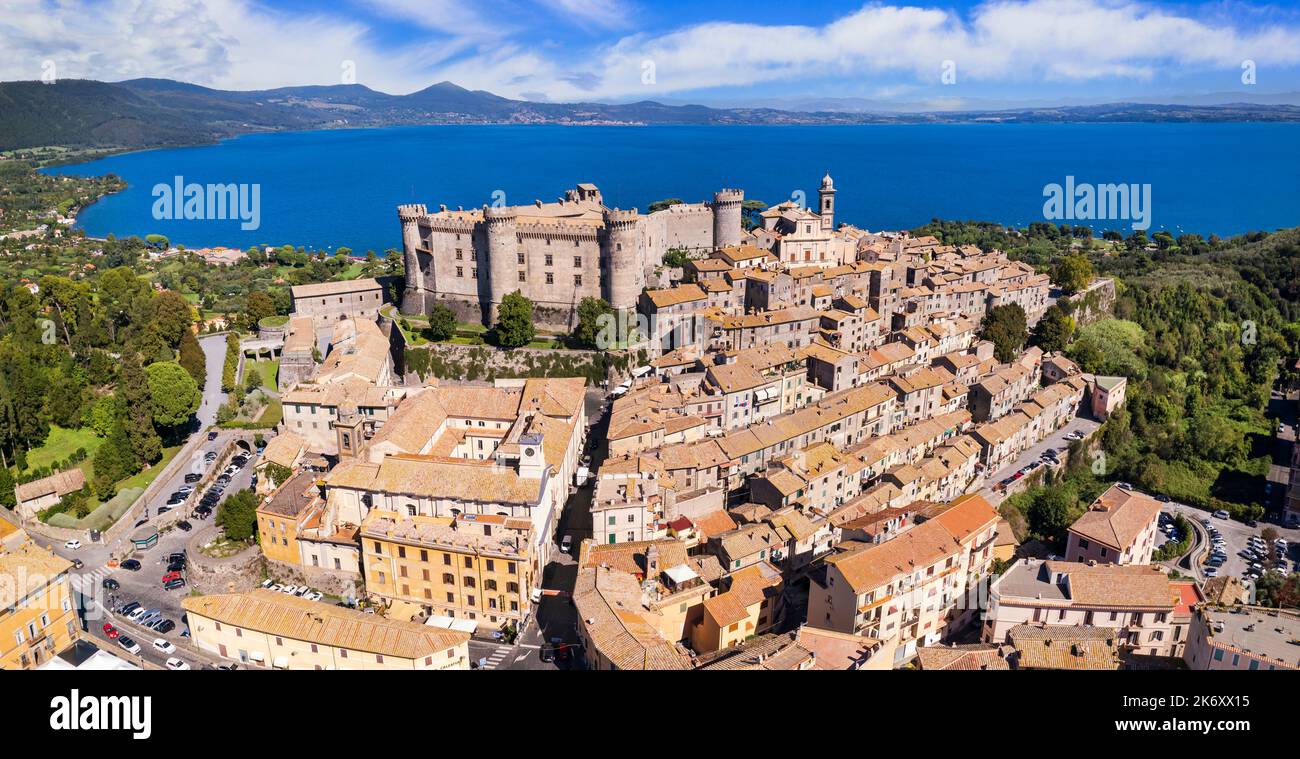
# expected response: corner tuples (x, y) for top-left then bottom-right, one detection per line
(250, 359), (280, 392)
(115, 444), (182, 492)
(23, 425), (103, 476)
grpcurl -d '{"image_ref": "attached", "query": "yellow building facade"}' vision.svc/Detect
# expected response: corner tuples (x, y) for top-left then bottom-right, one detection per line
(0, 536), (79, 670)
(362, 512), (534, 628)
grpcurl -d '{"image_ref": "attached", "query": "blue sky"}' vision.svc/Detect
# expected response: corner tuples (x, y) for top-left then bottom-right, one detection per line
(4, 0), (1300, 108)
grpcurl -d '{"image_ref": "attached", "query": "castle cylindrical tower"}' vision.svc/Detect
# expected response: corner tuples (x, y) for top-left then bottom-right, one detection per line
(397, 203), (427, 315)
(602, 207), (643, 312)
(484, 204), (518, 320)
(712, 189), (744, 249)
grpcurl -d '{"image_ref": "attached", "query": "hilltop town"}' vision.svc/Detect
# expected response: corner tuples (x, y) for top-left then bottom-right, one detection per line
(4, 172), (1299, 674)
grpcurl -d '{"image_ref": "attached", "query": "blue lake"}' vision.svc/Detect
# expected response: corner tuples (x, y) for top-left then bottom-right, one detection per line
(48, 123), (1300, 253)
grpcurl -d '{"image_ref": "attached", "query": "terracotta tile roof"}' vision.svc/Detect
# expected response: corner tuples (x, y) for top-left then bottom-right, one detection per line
(14, 469), (85, 503)
(1068, 484), (1162, 551)
(915, 644), (1009, 670)
(1007, 625), (1119, 670)
(825, 494), (997, 593)
(183, 589), (469, 659)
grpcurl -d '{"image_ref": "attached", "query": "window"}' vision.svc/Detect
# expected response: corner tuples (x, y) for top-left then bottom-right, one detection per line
(546, 273), (554, 285)
(544, 254), (553, 266)
(456, 266), (463, 277)
(464, 556), (472, 569)
(574, 256), (582, 267)
(574, 275), (582, 286)
(518, 271), (526, 282)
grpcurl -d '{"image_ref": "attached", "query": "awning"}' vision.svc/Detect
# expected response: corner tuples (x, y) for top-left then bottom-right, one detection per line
(249, 651), (265, 663)
(272, 656), (289, 669)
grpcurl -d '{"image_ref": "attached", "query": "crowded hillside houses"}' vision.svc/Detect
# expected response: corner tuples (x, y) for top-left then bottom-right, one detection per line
(219, 172), (1289, 673)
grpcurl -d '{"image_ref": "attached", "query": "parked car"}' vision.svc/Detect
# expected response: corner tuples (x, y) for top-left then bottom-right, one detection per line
(117, 601), (141, 616)
(162, 571), (182, 584)
(102, 578), (120, 591)
(64, 539), (81, 550)
(120, 559), (141, 571)
(184, 473), (202, 484)
(208, 430), (219, 441)
(176, 520), (193, 532)
(1203, 567), (1219, 577)
(164, 578), (187, 591)
(102, 623), (119, 639)
(156, 507), (172, 515)
(117, 636), (141, 655)
(165, 657), (191, 670)
(154, 619), (176, 634)
(560, 534), (573, 554)
(1212, 509), (1230, 519)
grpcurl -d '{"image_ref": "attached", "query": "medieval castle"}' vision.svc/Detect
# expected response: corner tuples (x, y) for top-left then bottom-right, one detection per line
(398, 184), (746, 326)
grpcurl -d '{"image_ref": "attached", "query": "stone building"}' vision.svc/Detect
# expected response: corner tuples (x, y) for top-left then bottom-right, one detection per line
(290, 277), (384, 325)
(398, 183), (742, 327)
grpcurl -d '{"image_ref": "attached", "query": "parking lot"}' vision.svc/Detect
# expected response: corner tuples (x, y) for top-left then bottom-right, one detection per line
(81, 441), (261, 669)
(1163, 502), (1300, 591)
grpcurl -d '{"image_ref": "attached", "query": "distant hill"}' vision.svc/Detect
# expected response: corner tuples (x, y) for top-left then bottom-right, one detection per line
(3, 78), (1300, 152)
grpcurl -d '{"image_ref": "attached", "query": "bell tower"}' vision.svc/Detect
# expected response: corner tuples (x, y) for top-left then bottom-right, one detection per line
(818, 172), (836, 231)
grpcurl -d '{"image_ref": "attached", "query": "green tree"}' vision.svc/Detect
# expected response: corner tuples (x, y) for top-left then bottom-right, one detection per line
(86, 395), (121, 438)
(177, 329), (207, 390)
(573, 297), (614, 349)
(495, 290), (535, 348)
(117, 359), (161, 467)
(647, 198), (684, 213)
(0, 466), (14, 510)
(427, 303), (457, 342)
(148, 289), (194, 349)
(91, 422), (139, 498)
(979, 303), (1028, 363)
(264, 462), (293, 489)
(45, 372), (87, 429)
(145, 361), (201, 428)
(1031, 303), (1075, 353)
(217, 489), (259, 541)
(662, 248), (691, 268)
(244, 291), (276, 330)
(1027, 486), (1079, 543)
(1051, 253), (1093, 294)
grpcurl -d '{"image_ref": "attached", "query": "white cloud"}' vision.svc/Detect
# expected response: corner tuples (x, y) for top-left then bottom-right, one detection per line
(0, 0), (1298, 99)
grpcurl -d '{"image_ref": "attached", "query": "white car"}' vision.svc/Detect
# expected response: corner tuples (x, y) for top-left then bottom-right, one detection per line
(164, 657), (191, 671)
(306, 591), (323, 602)
(64, 539), (81, 551)
(152, 638), (176, 654)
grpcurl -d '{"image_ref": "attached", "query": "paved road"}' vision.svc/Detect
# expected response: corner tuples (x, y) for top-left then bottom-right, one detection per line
(195, 333), (229, 430)
(981, 415), (1101, 505)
